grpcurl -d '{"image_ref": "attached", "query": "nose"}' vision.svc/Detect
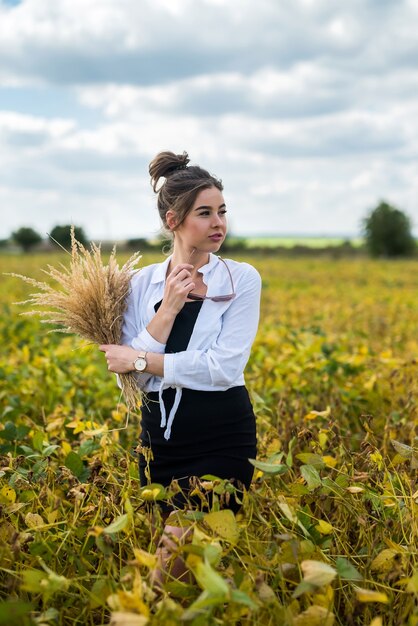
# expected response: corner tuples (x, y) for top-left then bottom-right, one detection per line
(212, 213), (224, 228)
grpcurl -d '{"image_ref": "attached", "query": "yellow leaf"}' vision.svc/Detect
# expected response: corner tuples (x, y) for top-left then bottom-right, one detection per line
(363, 374), (377, 390)
(304, 406), (331, 421)
(25, 512), (44, 528)
(397, 571), (418, 593)
(293, 605), (335, 626)
(369, 452), (383, 470)
(346, 486), (364, 493)
(406, 571), (418, 594)
(140, 488), (161, 501)
(315, 520), (334, 535)
(0, 485), (16, 504)
(371, 549), (398, 572)
(354, 586), (389, 603)
(314, 584), (334, 608)
(318, 432), (328, 449)
(203, 509), (240, 544)
(107, 591), (149, 616)
(278, 499), (298, 523)
(61, 441), (72, 456)
(301, 560), (337, 586)
(369, 618), (383, 626)
(322, 455), (337, 468)
(109, 613), (149, 626)
(133, 549), (157, 570)
(47, 510), (59, 524)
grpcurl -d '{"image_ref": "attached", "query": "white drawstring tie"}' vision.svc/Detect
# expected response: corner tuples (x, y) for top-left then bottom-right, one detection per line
(158, 379), (183, 440)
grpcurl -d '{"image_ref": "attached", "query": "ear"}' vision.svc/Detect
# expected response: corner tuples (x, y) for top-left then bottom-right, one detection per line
(166, 210), (178, 231)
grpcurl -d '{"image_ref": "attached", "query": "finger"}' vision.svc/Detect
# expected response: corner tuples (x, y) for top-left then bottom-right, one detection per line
(168, 269), (191, 284)
(182, 281), (195, 292)
(170, 264), (193, 276)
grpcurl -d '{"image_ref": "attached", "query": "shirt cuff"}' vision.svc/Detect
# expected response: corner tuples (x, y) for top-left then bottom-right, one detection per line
(163, 353), (176, 385)
(131, 327), (166, 353)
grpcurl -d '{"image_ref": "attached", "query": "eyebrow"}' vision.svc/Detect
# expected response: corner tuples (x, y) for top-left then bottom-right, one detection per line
(194, 203), (226, 211)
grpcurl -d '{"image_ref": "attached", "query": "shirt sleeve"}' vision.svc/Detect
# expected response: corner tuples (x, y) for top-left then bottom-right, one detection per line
(163, 264), (261, 389)
(120, 275), (166, 388)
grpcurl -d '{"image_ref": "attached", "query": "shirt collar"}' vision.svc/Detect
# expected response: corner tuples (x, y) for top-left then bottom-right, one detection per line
(150, 252), (220, 284)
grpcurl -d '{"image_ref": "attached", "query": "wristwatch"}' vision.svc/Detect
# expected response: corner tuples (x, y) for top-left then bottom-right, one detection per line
(133, 351), (148, 372)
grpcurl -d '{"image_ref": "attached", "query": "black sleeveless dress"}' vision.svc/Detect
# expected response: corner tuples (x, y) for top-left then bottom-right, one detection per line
(139, 299), (257, 513)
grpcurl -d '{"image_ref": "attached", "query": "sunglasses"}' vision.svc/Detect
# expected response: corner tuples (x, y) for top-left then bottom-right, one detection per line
(187, 257), (236, 302)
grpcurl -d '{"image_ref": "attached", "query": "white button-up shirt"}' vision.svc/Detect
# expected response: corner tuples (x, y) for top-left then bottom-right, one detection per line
(120, 252), (261, 440)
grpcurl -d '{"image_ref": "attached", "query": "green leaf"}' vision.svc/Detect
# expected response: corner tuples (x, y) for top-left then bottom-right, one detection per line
(300, 464), (322, 490)
(16, 425), (31, 440)
(249, 458), (289, 475)
(0, 422), (17, 441)
(103, 513), (129, 535)
(182, 590), (227, 620)
(65, 451), (88, 481)
(42, 444), (60, 457)
(89, 578), (112, 608)
(19, 445), (35, 457)
(230, 589), (258, 609)
(0, 600), (33, 625)
(292, 580), (316, 598)
(203, 544), (222, 566)
(79, 439), (100, 457)
(32, 431), (44, 452)
(193, 560), (229, 596)
(296, 453), (325, 469)
(95, 534), (114, 556)
(335, 557), (362, 581)
(286, 436), (297, 467)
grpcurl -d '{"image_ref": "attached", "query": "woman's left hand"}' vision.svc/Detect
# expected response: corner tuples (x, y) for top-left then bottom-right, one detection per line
(99, 344), (138, 374)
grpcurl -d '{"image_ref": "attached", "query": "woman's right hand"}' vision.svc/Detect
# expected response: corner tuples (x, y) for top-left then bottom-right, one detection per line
(160, 263), (196, 315)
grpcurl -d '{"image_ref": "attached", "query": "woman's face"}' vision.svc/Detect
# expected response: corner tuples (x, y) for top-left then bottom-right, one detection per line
(171, 186), (227, 253)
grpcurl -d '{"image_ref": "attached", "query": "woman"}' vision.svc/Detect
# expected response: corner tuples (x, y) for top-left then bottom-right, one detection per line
(100, 150), (261, 583)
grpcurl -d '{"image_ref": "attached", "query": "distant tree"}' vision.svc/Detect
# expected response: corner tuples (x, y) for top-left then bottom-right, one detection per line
(362, 201), (416, 258)
(126, 237), (152, 251)
(12, 227), (42, 252)
(49, 225), (88, 249)
(220, 233), (248, 253)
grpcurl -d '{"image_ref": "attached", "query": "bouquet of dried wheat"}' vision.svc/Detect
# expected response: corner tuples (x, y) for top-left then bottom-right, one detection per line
(10, 228), (142, 412)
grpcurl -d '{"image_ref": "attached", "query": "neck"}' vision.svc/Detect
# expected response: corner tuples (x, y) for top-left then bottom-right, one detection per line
(170, 245), (210, 275)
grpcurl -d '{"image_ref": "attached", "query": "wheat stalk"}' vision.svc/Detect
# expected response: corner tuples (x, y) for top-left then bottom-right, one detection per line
(9, 227), (142, 412)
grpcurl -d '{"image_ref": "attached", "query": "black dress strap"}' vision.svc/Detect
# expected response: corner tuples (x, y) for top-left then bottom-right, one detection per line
(154, 300), (203, 353)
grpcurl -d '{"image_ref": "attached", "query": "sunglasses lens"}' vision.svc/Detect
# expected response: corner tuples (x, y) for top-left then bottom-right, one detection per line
(187, 260), (235, 302)
(212, 294), (235, 302)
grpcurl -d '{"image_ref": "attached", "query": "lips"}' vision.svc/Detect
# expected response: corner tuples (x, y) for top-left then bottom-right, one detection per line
(209, 234), (223, 240)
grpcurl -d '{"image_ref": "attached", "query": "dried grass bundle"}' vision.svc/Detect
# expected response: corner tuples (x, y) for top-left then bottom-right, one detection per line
(10, 228), (142, 412)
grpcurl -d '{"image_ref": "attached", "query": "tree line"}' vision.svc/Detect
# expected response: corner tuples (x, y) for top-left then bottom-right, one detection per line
(2, 202), (417, 258)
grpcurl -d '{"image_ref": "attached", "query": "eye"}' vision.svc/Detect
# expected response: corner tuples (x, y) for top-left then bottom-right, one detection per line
(198, 210), (210, 216)
(219, 209), (227, 215)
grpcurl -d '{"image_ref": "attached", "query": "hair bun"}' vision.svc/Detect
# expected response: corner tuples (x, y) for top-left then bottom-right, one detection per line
(149, 151), (190, 192)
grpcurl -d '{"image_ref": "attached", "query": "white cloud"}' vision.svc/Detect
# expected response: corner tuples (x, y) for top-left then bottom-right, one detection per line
(0, 0), (417, 238)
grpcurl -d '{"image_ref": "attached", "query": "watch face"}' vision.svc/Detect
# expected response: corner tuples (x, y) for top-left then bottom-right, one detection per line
(134, 357), (146, 372)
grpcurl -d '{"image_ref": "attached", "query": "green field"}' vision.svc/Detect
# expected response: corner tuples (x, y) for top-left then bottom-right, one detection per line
(240, 236), (364, 248)
(0, 253), (417, 625)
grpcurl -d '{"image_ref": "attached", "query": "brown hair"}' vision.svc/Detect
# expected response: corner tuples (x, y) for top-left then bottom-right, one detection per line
(149, 150), (223, 240)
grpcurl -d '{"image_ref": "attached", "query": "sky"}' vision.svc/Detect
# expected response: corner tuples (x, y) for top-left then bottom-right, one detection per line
(1, 0), (417, 241)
